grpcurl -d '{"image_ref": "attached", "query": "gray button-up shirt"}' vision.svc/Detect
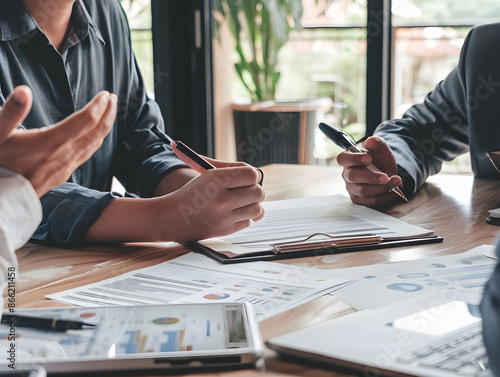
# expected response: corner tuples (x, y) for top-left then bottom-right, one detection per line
(0, 0), (186, 244)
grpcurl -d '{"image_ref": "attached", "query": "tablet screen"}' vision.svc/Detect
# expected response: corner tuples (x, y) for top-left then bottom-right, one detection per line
(0, 303), (253, 365)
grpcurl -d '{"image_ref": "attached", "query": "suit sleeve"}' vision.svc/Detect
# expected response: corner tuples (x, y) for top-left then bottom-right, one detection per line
(374, 28), (474, 195)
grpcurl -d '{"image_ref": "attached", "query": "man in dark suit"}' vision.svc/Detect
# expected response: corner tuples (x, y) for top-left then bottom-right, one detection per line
(481, 242), (500, 376)
(337, 22), (500, 207)
(336, 22), (500, 375)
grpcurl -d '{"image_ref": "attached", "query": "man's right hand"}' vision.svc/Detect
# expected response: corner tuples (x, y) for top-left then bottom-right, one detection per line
(0, 86), (117, 197)
(336, 136), (404, 207)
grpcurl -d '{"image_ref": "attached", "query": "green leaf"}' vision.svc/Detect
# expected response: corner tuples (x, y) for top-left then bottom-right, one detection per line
(213, 0), (334, 101)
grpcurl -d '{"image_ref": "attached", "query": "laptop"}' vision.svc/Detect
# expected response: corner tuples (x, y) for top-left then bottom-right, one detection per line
(266, 290), (491, 377)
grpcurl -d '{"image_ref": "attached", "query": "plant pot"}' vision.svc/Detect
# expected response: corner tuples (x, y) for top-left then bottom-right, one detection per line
(232, 99), (332, 166)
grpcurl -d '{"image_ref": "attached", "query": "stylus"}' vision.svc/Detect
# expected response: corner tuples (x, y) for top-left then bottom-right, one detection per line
(1, 314), (97, 332)
(318, 122), (408, 202)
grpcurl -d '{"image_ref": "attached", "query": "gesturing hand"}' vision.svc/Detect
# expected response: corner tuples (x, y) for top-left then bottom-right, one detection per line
(0, 86), (117, 197)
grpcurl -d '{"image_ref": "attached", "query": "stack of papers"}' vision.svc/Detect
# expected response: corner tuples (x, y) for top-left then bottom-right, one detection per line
(48, 253), (350, 321)
(328, 245), (498, 310)
(188, 195), (442, 263)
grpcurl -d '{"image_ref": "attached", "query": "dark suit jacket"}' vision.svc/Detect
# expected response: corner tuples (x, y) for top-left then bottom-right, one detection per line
(481, 242), (500, 376)
(375, 24), (500, 374)
(375, 22), (500, 195)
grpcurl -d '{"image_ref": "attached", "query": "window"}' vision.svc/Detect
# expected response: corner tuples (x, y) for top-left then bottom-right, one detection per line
(122, 0), (214, 156)
(212, 0), (368, 164)
(391, 0), (500, 173)
(120, 0), (154, 93)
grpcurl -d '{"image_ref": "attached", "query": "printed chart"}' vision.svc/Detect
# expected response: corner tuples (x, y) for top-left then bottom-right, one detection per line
(330, 245), (497, 310)
(48, 253), (348, 321)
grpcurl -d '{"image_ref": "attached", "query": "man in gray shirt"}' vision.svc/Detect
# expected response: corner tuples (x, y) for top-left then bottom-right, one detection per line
(0, 0), (264, 245)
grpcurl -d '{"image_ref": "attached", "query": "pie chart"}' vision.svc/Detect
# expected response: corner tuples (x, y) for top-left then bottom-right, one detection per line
(204, 293), (230, 300)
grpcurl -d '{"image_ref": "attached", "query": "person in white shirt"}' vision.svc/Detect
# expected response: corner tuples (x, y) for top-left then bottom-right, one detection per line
(0, 85), (116, 301)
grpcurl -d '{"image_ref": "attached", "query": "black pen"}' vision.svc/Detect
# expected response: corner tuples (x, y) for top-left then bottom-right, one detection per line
(174, 140), (217, 170)
(173, 140), (264, 186)
(1, 314), (97, 332)
(319, 122), (408, 202)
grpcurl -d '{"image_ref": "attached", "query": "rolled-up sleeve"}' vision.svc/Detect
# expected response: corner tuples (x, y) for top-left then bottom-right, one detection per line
(33, 183), (120, 244)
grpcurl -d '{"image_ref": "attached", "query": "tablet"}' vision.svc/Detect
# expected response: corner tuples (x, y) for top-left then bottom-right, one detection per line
(0, 302), (262, 373)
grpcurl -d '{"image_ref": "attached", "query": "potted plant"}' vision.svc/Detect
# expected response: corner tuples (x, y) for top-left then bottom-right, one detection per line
(213, 0), (333, 166)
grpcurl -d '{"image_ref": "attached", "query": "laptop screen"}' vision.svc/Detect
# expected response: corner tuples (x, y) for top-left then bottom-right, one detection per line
(390, 300), (481, 336)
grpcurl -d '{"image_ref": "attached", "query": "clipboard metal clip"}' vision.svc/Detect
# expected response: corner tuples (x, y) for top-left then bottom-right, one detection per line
(270, 233), (382, 254)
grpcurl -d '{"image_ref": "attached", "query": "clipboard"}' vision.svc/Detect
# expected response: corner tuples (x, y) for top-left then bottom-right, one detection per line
(183, 233), (443, 264)
(182, 195), (443, 264)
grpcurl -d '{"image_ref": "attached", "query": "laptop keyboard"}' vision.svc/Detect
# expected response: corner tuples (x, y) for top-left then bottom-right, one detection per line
(397, 323), (491, 377)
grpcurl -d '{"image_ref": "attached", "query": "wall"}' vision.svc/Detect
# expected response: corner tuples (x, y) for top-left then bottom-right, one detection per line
(212, 21), (237, 161)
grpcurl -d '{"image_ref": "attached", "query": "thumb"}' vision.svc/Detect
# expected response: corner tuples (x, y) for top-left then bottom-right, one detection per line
(363, 136), (391, 154)
(363, 136), (398, 176)
(0, 86), (33, 144)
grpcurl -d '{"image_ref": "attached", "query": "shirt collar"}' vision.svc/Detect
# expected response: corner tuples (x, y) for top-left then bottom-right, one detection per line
(62, 1), (106, 52)
(0, 1), (37, 41)
(0, 0), (105, 47)
(78, 0), (106, 47)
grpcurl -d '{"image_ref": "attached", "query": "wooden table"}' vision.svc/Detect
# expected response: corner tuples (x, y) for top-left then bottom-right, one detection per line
(14, 164), (500, 377)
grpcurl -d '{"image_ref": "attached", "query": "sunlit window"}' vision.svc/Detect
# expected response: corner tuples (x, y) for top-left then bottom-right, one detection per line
(119, 0), (154, 93)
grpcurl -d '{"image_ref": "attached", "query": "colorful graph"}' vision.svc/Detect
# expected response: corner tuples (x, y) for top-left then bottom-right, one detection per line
(153, 317), (180, 325)
(386, 283), (423, 292)
(204, 293), (230, 300)
(79, 312), (96, 318)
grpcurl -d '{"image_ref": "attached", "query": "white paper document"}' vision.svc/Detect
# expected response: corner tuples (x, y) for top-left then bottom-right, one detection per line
(47, 253), (349, 321)
(329, 245), (498, 310)
(199, 195), (437, 258)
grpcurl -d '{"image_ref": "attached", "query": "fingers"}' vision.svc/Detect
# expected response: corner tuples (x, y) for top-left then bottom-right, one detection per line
(48, 91), (113, 142)
(170, 141), (254, 177)
(0, 86), (32, 143)
(363, 135), (391, 154)
(205, 157), (247, 169)
(341, 165), (390, 185)
(71, 93), (117, 164)
(170, 143), (263, 187)
(207, 159), (264, 186)
(337, 135), (403, 208)
(345, 175), (403, 207)
(363, 136), (398, 176)
(232, 203), (265, 223)
(206, 165), (261, 189)
(228, 183), (265, 205)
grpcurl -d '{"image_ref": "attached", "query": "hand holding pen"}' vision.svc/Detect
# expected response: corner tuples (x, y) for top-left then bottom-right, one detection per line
(171, 141), (263, 185)
(166, 140), (265, 240)
(319, 122), (408, 207)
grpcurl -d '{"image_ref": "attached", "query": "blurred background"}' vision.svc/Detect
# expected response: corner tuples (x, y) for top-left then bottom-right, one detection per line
(120, 0), (500, 174)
